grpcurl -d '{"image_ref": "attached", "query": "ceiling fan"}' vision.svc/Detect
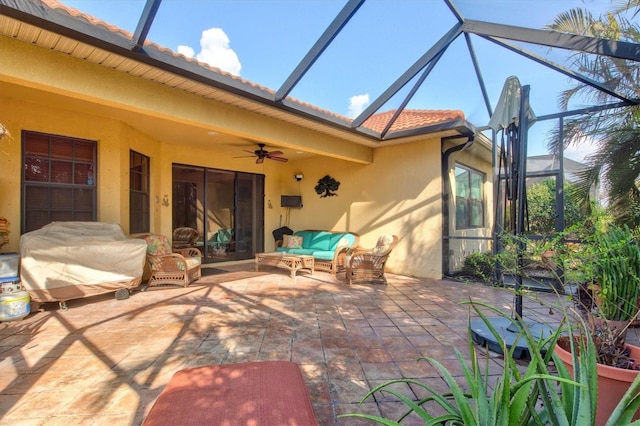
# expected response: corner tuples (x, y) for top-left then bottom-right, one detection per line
(236, 143), (288, 164)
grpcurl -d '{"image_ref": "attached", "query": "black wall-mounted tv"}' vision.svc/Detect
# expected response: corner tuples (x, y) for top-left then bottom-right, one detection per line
(281, 195), (303, 208)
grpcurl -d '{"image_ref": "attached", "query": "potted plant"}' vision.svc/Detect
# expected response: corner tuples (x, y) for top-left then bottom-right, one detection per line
(343, 224), (640, 425)
(554, 328), (640, 426)
(552, 223), (640, 425)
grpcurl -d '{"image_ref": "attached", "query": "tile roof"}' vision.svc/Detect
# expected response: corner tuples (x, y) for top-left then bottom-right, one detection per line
(39, 0), (466, 135)
(362, 109), (465, 133)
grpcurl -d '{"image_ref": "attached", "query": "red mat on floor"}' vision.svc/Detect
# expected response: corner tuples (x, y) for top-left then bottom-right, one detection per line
(143, 361), (319, 426)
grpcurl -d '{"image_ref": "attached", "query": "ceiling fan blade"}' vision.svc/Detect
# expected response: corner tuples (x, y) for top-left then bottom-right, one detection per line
(237, 144), (287, 164)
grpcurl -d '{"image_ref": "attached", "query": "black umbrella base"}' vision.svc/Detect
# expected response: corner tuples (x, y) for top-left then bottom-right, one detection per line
(470, 317), (555, 359)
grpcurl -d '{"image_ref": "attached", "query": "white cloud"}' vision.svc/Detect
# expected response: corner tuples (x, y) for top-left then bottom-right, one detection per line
(178, 27), (241, 76)
(347, 94), (370, 118)
(177, 45), (195, 58)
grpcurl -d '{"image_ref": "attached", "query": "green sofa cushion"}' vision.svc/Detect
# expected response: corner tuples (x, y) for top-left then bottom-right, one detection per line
(310, 250), (335, 261)
(286, 248), (316, 256)
(276, 230), (357, 263)
(295, 230), (330, 251)
(292, 230), (355, 251)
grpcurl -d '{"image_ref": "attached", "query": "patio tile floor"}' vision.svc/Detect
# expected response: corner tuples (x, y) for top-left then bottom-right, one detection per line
(1, 264), (634, 425)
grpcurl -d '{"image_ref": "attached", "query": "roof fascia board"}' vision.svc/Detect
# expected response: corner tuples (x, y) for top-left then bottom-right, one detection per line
(136, 46), (397, 141)
(384, 118), (475, 140)
(132, 0), (162, 52)
(274, 98), (356, 128)
(0, 0), (134, 48)
(0, 0), (280, 99)
(275, 0), (364, 101)
(483, 35), (638, 105)
(462, 19), (640, 62)
(352, 22), (464, 129)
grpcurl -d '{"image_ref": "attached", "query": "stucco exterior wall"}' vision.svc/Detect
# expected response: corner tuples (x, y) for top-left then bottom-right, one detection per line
(0, 32), (494, 279)
(281, 140), (444, 278)
(0, 90), (459, 279)
(0, 93), (291, 249)
(0, 95), (153, 235)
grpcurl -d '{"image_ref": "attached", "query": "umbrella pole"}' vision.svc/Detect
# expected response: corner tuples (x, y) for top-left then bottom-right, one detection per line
(471, 83), (552, 359)
(514, 85), (530, 322)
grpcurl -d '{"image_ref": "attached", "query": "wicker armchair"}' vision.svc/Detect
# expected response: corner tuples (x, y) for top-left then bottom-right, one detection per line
(345, 234), (398, 285)
(172, 227), (200, 250)
(142, 234), (202, 287)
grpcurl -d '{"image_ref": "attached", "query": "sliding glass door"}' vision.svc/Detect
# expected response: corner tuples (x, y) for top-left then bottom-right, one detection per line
(172, 164), (264, 263)
(235, 172), (264, 258)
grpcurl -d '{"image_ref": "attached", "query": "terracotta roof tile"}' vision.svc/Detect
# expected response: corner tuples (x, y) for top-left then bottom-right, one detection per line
(40, 0), (465, 135)
(41, 0), (131, 38)
(362, 109), (465, 133)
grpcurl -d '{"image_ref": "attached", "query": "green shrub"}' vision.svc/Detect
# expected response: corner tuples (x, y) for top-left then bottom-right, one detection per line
(461, 251), (495, 282)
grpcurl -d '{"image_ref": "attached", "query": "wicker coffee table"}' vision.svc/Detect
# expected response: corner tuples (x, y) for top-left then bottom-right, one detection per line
(255, 252), (314, 279)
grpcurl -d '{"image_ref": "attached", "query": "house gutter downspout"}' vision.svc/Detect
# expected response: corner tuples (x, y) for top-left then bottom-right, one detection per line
(442, 134), (475, 277)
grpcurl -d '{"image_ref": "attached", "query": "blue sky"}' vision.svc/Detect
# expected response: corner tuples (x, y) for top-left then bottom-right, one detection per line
(60, 0), (621, 161)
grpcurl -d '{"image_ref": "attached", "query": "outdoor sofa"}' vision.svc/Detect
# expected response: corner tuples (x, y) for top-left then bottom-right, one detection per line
(275, 229), (358, 274)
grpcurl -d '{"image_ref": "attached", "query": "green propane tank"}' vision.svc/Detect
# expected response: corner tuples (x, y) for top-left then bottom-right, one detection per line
(0, 277), (30, 322)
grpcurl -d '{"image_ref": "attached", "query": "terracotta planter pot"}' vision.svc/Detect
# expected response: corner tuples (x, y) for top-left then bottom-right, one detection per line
(554, 336), (640, 426)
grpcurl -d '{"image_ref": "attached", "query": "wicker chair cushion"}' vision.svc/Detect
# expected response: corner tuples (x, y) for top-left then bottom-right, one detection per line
(144, 234), (172, 256)
(143, 235), (177, 270)
(184, 257), (201, 269)
(372, 234), (395, 255)
(173, 227), (199, 245)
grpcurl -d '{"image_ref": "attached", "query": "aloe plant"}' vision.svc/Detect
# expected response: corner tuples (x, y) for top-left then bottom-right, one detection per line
(341, 302), (575, 425)
(341, 300), (640, 425)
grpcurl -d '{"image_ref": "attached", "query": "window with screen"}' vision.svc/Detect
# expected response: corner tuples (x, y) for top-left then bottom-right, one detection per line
(22, 131), (97, 233)
(455, 164), (484, 229)
(130, 150), (150, 234)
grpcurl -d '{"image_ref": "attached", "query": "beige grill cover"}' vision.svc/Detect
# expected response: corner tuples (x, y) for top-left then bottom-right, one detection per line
(20, 222), (147, 304)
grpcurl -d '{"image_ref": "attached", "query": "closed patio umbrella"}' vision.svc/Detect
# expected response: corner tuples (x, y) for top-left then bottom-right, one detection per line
(471, 76), (552, 359)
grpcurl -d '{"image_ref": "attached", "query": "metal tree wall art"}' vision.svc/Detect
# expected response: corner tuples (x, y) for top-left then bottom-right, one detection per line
(315, 175), (340, 197)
